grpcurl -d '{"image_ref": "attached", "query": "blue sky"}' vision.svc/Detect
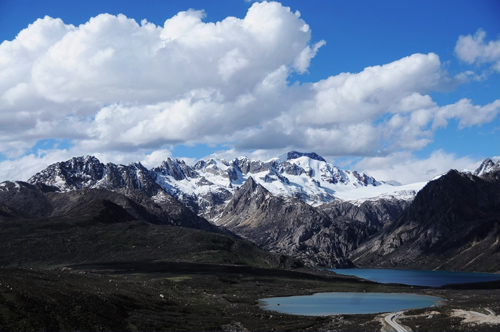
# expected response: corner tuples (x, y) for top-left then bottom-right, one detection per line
(0, 0), (499, 183)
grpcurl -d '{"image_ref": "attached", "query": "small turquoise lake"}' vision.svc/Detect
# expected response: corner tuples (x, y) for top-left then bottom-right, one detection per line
(331, 268), (500, 287)
(259, 292), (442, 315)
(259, 269), (500, 316)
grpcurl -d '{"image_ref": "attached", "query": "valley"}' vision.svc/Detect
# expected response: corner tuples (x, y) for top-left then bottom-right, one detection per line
(1, 261), (499, 331)
(0, 152), (499, 331)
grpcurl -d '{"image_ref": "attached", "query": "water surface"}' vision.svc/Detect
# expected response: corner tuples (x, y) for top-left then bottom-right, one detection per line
(331, 268), (500, 287)
(260, 292), (442, 316)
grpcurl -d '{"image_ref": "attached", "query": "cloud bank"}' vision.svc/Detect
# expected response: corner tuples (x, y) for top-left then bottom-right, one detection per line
(0, 1), (499, 183)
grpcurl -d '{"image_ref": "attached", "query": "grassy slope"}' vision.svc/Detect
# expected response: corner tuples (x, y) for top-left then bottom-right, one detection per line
(0, 215), (293, 269)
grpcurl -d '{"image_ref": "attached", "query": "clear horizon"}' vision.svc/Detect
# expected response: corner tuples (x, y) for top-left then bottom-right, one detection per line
(0, 0), (499, 184)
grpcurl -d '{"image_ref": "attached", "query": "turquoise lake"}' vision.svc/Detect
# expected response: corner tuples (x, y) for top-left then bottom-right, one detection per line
(259, 292), (442, 315)
(259, 269), (500, 316)
(331, 268), (500, 287)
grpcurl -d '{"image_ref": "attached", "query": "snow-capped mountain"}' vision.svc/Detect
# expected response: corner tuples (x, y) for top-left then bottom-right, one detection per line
(28, 155), (163, 197)
(473, 158), (500, 177)
(151, 151), (423, 217)
(12, 154), (500, 269)
(26, 151), (423, 218)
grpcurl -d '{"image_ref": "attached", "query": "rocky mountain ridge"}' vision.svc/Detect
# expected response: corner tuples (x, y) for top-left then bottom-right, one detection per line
(0, 179), (220, 233)
(4, 153), (498, 270)
(350, 158), (500, 272)
(26, 152), (421, 219)
(15, 151), (423, 267)
(215, 176), (406, 267)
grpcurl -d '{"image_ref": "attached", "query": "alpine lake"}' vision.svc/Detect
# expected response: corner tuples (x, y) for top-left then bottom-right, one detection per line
(259, 268), (500, 316)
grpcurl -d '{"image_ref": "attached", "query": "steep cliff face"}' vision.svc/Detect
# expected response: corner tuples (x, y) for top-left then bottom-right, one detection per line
(216, 177), (357, 267)
(350, 167), (500, 272)
(319, 198), (411, 228)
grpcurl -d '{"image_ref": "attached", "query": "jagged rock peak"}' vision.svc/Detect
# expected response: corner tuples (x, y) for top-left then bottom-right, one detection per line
(65, 155), (103, 167)
(128, 161), (146, 168)
(473, 158), (500, 177)
(153, 157), (198, 181)
(286, 151), (326, 162)
(60, 155), (103, 168)
(242, 176), (258, 190)
(28, 155), (106, 189)
(27, 156), (164, 196)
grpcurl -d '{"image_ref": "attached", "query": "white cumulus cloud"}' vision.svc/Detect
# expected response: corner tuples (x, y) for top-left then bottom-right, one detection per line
(354, 150), (482, 184)
(0, 2), (499, 183)
(455, 29), (500, 72)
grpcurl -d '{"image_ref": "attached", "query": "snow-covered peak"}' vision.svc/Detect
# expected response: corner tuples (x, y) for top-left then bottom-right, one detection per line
(27, 156), (106, 191)
(473, 158), (499, 177)
(26, 153), (427, 219)
(147, 152), (405, 216)
(27, 156), (163, 196)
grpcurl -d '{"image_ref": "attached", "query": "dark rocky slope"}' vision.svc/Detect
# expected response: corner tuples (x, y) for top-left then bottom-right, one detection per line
(350, 166), (500, 272)
(216, 176), (416, 268)
(0, 183), (297, 269)
(319, 198), (411, 229)
(217, 177), (358, 267)
(0, 180), (220, 233)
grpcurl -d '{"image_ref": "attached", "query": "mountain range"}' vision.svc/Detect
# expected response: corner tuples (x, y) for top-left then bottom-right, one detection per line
(1, 152), (499, 271)
(26, 152), (422, 217)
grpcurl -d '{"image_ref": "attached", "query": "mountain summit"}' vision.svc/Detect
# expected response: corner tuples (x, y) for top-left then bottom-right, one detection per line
(473, 158), (500, 177)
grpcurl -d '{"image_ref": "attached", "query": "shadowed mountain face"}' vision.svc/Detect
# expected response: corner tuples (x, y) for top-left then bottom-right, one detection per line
(350, 166), (500, 272)
(319, 198), (411, 229)
(216, 177), (391, 267)
(0, 181), (299, 269)
(0, 181), (219, 233)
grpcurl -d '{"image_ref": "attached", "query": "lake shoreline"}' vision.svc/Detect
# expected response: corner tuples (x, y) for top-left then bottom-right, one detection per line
(259, 291), (444, 316)
(331, 268), (500, 287)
